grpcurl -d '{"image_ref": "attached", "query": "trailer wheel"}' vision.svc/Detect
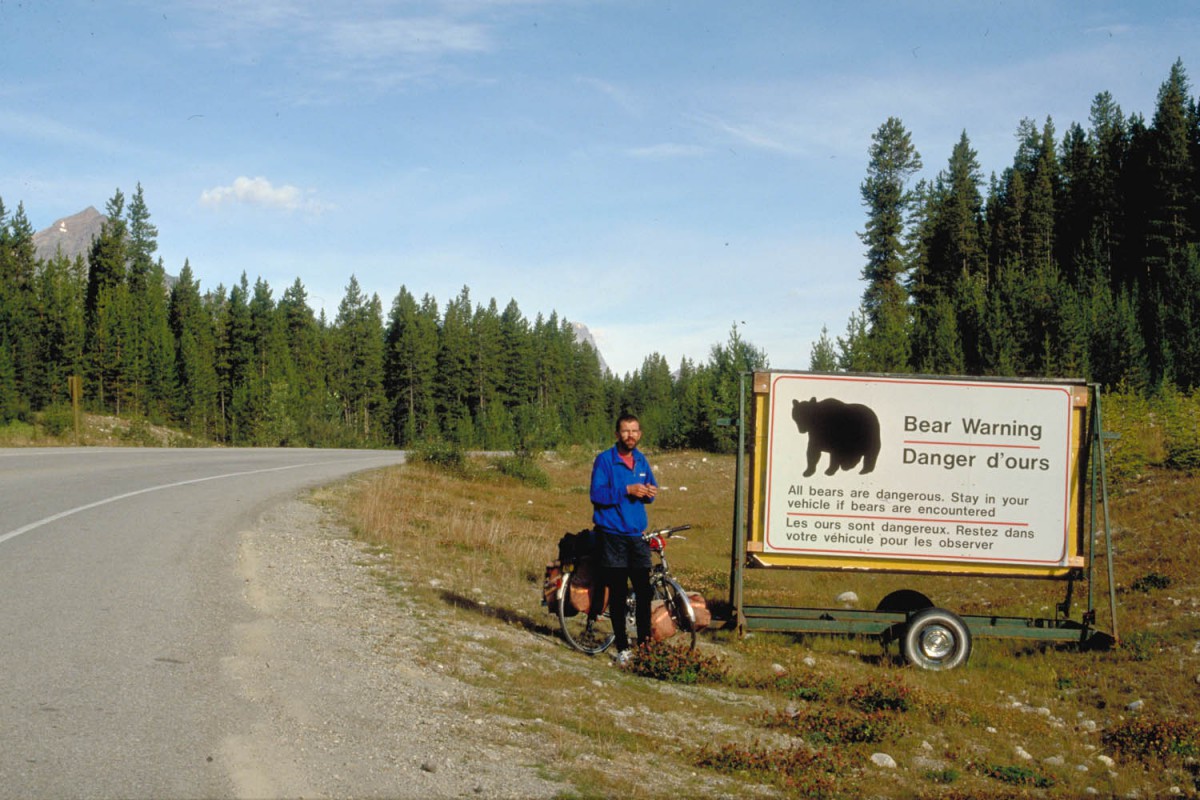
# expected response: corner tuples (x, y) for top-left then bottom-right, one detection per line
(902, 608), (971, 671)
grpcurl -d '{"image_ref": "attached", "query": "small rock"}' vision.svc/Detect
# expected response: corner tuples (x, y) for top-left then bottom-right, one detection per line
(771, 663), (787, 677)
(1079, 719), (1097, 732)
(803, 656), (816, 667)
(421, 762), (438, 773)
(678, 486), (688, 492)
(986, 727), (997, 734)
(1015, 746), (1033, 760)
(1096, 754), (1115, 768)
(836, 591), (859, 605)
(870, 753), (896, 769)
(1126, 699), (1144, 713)
(1044, 755), (1065, 766)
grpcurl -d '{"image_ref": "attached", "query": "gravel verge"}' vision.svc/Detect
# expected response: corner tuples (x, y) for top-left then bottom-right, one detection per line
(221, 495), (567, 799)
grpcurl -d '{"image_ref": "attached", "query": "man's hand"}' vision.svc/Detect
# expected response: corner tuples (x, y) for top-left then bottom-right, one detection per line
(626, 483), (658, 499)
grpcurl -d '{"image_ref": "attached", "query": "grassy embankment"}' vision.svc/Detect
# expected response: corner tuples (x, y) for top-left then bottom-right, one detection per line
(337, 424), (1200, 799)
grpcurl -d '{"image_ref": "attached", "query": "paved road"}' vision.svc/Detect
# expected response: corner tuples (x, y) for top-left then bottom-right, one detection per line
(0, 447), (407, 799)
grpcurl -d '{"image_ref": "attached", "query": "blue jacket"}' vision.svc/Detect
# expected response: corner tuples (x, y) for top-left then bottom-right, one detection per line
(590, 444), (657, 536)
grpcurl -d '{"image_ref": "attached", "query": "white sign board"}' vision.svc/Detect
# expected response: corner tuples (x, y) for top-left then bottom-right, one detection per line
(762, 374), (1080, 567)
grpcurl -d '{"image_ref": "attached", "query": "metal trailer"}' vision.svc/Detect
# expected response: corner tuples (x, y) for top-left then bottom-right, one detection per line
(725, 371), (1119, 670)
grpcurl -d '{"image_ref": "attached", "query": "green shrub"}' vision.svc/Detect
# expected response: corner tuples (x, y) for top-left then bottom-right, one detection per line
(1124, 630), (1166, 662)
(624, 640), (727, 684)
(119, 417), (159, 446)
(410, 439), (467, 473)
(1100, 390), (1157, 484)
(766, 671), (840, 703)
(39, 404), (76, 438)
(923, 767), (960, 784)
(1130, 572), (1172, 592)
(491, 454), (550, 488)
(1103, 716), (1200, 761)
(1159, 386), (1200, 471)
(975, 762), (1056, 788)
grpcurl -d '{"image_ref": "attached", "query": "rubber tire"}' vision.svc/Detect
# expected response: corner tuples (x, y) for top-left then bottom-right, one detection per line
(557, 571), (616, 654)
(656, 578), (697, 651)
(902, 608), (972, 671)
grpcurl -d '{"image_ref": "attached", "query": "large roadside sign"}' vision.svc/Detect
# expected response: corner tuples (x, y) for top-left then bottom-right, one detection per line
(747, 372), (1089, 577)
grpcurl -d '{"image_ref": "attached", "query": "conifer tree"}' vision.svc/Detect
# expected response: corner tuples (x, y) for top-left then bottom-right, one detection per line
(169, 261), (219, 438)
(32, 252), (87, 412)
(383, 286), (439, 445)
(808, 325), (839, 372)
(331, 275), (384, 441)
(216, 275), (255, 442)
(498, 299), (536, 408)
(0, 202), (38, 415)
(278, 278), (328, 444)
(858, 117), (921, 370)
(436, 287), (474, 443)
(470, 298), (505, 413)
(84, 190), (129, 410)
(1024, 118), (1059, 272)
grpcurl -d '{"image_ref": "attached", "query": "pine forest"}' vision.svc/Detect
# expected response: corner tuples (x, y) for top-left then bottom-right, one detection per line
(1, 60), (1199, 454)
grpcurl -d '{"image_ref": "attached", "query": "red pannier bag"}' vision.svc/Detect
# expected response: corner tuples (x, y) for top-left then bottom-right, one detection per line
(687, 592), (711, 631)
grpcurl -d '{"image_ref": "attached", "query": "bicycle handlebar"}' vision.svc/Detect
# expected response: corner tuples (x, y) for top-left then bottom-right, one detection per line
(643, 524), (691, 540)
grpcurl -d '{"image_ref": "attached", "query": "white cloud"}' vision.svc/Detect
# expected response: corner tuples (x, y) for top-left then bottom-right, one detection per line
(199, 176), (327, 212)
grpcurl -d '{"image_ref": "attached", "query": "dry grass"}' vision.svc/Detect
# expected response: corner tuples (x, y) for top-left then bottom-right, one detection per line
(336, 448), (1200, 798)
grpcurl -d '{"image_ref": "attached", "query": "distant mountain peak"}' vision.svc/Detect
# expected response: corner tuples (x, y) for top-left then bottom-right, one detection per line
(33, 206), (105, 263)
(572, 321), (610, 374)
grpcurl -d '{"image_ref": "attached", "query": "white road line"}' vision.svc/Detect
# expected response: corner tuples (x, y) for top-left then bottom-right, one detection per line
(0, 457), (398, 546)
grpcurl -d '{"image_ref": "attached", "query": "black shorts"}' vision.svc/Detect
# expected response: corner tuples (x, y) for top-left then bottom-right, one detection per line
(597, 531), (651, 570)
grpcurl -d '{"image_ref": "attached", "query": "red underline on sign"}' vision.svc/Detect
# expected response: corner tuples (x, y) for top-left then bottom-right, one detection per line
(786, 512), (1029, 527)
(903, 439), (1041, 449)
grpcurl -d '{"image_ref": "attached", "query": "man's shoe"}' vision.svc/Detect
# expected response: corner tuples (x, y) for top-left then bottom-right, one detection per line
(611, 649), (633, 666)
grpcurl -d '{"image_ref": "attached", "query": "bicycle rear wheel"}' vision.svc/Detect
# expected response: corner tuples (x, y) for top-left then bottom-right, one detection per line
(558, 571), (616, 654)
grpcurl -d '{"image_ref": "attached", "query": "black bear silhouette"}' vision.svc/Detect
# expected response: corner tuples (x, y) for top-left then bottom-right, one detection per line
(791, 397), (881, 477)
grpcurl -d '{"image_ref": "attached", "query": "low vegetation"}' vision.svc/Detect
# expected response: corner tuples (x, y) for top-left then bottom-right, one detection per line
(335, 423), (1200, 798)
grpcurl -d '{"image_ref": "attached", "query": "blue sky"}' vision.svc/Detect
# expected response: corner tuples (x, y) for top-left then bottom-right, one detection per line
(2, 1), (1196, 376)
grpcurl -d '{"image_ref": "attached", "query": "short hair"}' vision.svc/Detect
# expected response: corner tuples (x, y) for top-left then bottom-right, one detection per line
(616, 413), (640, 431)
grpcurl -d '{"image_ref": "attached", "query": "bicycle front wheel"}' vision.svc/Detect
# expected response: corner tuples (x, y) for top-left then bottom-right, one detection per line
(558, 571), (616, 654)
(656, 577), (697, 651)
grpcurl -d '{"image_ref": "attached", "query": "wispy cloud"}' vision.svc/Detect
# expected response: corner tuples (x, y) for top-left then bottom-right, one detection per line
(626, 143), (708, 159)
(691, 111), (812, 156)
(0, 109), (125, 153)
(325, 17), (491, 59)
(199, 176), (328, 213)
(167, 0), (497, 91)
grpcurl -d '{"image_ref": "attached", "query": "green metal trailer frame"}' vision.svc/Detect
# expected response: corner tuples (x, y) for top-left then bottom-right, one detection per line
(727, 373), (1119, 667)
